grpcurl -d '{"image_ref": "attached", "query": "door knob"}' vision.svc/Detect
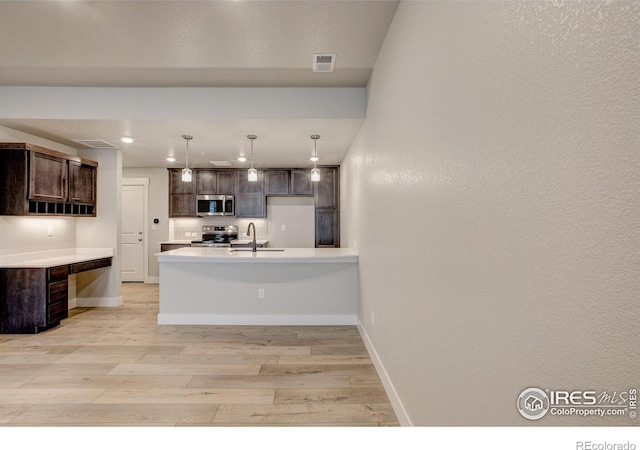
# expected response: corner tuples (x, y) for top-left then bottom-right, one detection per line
(138, 231), (143, 235)
(138, 238), (143, 242)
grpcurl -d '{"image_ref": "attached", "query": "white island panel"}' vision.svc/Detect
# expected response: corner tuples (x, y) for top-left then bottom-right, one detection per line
(157, 247), (358, 325)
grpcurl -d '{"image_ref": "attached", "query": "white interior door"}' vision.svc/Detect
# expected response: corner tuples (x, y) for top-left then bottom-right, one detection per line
(121, 184), (145, 282)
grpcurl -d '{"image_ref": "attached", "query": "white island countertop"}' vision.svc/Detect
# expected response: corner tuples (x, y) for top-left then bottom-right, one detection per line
(156, 247), (357, 264)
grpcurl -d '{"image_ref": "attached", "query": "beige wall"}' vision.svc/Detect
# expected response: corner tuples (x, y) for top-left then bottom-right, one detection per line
(342, 1), (639, 426)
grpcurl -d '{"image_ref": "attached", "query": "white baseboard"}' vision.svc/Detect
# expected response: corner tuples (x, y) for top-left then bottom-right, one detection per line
(76, 295), (123, 308)
(68, 298), (77, 309)
(157, 313), (357, 326)
(146, 276), (159, 284)
(357, 318), (412, 426)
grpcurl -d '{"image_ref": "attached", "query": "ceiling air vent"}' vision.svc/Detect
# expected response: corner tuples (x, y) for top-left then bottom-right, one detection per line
(313, 53), (336, 73)
(210, 161), (232, 167)
(72, 139), (119, 149)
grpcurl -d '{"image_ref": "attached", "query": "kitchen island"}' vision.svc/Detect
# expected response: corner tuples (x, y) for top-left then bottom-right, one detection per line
(156, 247), (358, 325)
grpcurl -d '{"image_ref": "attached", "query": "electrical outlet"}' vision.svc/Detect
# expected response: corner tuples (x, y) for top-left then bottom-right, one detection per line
(371, 310), (375, 325)
(185, 232), (190, 237)
(281, 224), (286, 231)
(258, 288), (265, 299)
(47, 226), (53, 236)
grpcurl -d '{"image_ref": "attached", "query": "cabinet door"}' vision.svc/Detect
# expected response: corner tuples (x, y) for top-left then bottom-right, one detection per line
(235, 194), (266, 218)
(160, 244), (191, 252)
(169, 169), (195, 217)
(169, 169), (195, 194)
(216, 171), (236, 195)
(29, 152), (68, 202)
(236, 169), (265, 194)
(290, 169), (313, 196)
(314, 167), (339, 209)
(315, 209), (340, 248)
(196, 170), (217, 194)
(69, 161), (96, 204)
(170, 194), (196, 217)
(265, 170), (289, 195)
(235, 170), (266, 218)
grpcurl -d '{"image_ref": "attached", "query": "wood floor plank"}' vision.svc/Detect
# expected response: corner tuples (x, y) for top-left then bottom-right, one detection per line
(0, 388), (106, 404)
(274, 388), (391, 405)
(212, 403), (397, 424)
(93, 388), (275, 405)
(277, 355), (372, 365)
(137, 354), (279, 365)
(107, 363), (261, 376)
(259, 364), (378, 377)
(0, 405), (31, 423)
(20, 374), (193, 389)
(0, 364), (117, 375)
(180, 345), (311, 356)
(187, 374), (352, 389)
(9, 403), (218, 425)
(311, 345), (369, 355)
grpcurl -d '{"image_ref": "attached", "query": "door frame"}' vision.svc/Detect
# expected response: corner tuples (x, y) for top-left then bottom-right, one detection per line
(122, 178), (149, 283)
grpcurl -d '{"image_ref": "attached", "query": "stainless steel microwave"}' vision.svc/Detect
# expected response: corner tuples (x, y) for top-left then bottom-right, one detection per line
(196, 195), (234, 216)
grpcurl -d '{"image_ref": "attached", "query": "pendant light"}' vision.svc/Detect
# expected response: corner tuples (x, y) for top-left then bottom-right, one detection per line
(247, 134), (258, 182)
(310, 134), (321, 182)
(182, 135), (193, 182)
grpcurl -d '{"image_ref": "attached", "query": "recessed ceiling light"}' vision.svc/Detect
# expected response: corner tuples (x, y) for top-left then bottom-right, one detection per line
(166, 157), (176, 162)
(238, 157), (247, 162)
(310, 156), (319, 162)
(121, 137), (133, 144)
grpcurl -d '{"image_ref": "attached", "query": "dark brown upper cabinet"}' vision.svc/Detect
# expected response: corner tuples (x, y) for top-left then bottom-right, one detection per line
(168, 169), (196, 217)
(290, 169), (314, 196)
(265, 170), (290, 196)
(0, 143), (98, 217)
(196, 170), (236, 195)
(235, 169), (266, 218)
(314, 167), (339, 209)
(69, 161), (97, 204)
(29, 151), (68, 202)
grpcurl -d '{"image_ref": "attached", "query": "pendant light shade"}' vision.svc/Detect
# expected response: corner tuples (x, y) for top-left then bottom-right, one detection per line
(310, 134), (320, 182)
(311, 167), (320, 182)
(247, 134), (257, 182)
(182, 135), (193, 182)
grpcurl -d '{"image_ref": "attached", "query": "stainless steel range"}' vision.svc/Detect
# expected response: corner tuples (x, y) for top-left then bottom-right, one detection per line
(191, 225), (238, 247)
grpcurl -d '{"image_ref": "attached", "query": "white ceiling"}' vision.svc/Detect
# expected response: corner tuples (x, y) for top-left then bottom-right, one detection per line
(0, 0), (399, 168)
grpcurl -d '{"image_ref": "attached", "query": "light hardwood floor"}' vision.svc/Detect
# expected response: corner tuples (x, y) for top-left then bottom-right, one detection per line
(0, 283), (398, 426)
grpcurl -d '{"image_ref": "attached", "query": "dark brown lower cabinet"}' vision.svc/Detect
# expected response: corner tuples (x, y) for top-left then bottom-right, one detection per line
(0, 257), (112, 334)
(315, 208), (340, 248)
(160, 244), (191, 252)
(0, 265), (68, 333)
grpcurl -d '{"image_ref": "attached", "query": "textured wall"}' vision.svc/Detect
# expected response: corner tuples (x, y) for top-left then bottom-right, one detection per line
(342, 1), (639, 425)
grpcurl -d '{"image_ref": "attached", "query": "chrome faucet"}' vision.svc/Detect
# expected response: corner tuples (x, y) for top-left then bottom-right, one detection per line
(246, 222), (257, 252)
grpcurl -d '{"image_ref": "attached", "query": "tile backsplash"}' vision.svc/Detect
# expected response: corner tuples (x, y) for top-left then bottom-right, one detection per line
(170, 216), (268, 241)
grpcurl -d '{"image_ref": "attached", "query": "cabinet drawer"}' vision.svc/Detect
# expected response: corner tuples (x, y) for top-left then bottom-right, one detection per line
(48, 300), (68, 324)
(69, 257), (112, 274)
(48, 280), (68, 304)
(48, 265), (68, 282)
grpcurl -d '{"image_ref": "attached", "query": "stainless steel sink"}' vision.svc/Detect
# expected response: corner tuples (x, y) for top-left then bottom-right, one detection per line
(229, 248), (285, 252)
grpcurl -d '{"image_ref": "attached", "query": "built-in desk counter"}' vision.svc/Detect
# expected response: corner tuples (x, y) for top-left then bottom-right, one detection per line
(156, 247), (358, 326)
(0, 248), (113, 333)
